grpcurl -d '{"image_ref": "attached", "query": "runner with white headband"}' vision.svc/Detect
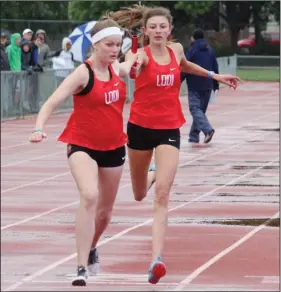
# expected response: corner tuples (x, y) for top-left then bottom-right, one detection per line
(29, 19), (138, 286)
(91, 26), (124, 44)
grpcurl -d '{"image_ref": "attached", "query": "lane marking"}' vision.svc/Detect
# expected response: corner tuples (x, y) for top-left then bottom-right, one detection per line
(1, 151), (64, 168)
(1, 93), (277, 157)
(173, 211), (280, 291)
(2, 121), (276, 195)
(3, 158), (278, 291)
(1, 130), (275, 230)
(1, 172), (70, 194)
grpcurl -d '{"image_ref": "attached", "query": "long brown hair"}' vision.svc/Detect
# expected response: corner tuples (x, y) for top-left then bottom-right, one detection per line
(102, 4), (174, 46)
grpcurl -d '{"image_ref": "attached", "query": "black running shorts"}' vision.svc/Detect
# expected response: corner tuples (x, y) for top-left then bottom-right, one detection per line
(67, 144), (126, 167)
(127, 122), (180, 150)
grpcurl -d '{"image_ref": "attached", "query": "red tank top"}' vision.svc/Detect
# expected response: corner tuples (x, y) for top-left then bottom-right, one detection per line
(58, 60), (127, 151)
(129, 45), (186, 129)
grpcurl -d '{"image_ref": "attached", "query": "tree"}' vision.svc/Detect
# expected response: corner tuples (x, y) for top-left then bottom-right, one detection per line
(249, 1), (280, 54)
(164, 1), (215, 46)
(68, 0), (214, 45)
(1, 1), (68, 20)
(68, 1), (160, 21)
(1, 1), (69, 36)
(219, 2), (251, 53)
(174, 1), (214, 20)
(251, 1), (268, 49)
(270, 0), (280, 24)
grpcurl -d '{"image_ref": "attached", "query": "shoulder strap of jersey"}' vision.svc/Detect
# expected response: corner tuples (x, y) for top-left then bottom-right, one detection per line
(75, 61), (94, 96)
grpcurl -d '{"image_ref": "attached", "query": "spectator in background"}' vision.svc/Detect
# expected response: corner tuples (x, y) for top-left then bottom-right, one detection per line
(6, 33), (21, 72)
(1, 30), (11, 116)
(28, 35), (44, 113)
(21, 39), (39, 113)
(6, 33), (21, 108)
(52, 37), (74, 86)
(34, 29), (51, 68)
(21, 40), (33, 71)
(30, 36), (43, 70)
(22, 29), (33, 43)
(181, 28), (219, 144)
(0, 30), (10, 71)
(21, 40), (33, 111)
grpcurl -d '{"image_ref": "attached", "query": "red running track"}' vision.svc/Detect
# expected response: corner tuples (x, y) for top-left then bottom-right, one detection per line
(1, 82), (280, 291)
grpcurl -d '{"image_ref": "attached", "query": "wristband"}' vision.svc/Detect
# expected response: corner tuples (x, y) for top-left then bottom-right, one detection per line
(33, 128), (43, 134)
(207, 71), (214, 79)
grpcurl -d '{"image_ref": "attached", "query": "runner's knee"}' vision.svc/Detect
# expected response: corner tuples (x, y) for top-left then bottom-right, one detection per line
(80, 189), (98, 211)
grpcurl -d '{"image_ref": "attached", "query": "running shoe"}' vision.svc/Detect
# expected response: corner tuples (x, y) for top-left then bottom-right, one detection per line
(149, 163), (156, 172)
(88, 247), (100, 275)
(72, 265), (88, 286)
(148, 256), (166, 284)
(148, 163), (156, 190)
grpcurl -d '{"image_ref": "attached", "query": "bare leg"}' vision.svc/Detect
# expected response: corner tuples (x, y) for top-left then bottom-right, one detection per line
(86, 165), (124, 275)
(68, 152), (99, 268)
(91, 165), (124, 248)
(152, 145), (179, 260)
(128, 148), (154, 201)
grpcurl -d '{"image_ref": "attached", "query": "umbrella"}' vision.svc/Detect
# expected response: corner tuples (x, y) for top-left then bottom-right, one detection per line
(69, 21), (97, 62)
(69, 21), (134, 62)
(121, 30), (132, 54)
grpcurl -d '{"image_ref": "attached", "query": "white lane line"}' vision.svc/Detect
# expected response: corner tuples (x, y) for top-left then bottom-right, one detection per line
(1, 201), (78, 231)
(1, 93), (277, 154)
(3, 158), (278, 291)
(1, 172), (70, 194)
(1, 122), (67, 136)
(1, 142), (31, 150)
(1, 129), (274, 230)
(172, 211), (280, 291)
(1, 124), (275, 195)
(1, 151), (64, 168)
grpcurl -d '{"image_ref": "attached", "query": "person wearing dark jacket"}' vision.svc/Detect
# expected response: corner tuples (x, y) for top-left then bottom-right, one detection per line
(0, 30), (11, 71)
(28, 36), (44, 113)
(20, 39), (34, 112)
(30, 36), (44, 71)
(181, 28), (219, 144)
(21, 40), (33, 71)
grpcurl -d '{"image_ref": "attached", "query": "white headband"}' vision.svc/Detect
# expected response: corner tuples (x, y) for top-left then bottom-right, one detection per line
(92, 27), (124, 44)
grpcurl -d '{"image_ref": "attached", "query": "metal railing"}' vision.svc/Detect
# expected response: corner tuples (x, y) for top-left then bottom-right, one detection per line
(1, 55), (238, 121)
(1, 69), (74, 121)
(237, 54), (280, 69)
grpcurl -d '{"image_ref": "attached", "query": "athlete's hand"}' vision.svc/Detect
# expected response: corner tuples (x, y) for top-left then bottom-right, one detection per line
(213, 74), (243, 90)
(29, 129), (47, 143)
(130, 59), (141, 75)
(127, 51), (141, 78)
(127, 51), (139, 66)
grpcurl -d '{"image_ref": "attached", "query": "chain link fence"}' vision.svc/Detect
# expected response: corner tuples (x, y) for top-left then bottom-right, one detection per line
(0, 69), (134, 121)
(1, 69), (74, 121)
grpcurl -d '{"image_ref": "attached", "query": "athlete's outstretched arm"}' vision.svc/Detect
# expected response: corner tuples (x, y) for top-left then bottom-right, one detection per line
(34, 65), (88, 131)
(115, 51), (139, 78)
(121, 48), (148, 78)
(177, 43), (242, 89)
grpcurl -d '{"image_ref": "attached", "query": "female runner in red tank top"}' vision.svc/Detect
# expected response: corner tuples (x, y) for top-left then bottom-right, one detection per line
(29, 19), (138, 287)
(108, 5), (242, 284)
